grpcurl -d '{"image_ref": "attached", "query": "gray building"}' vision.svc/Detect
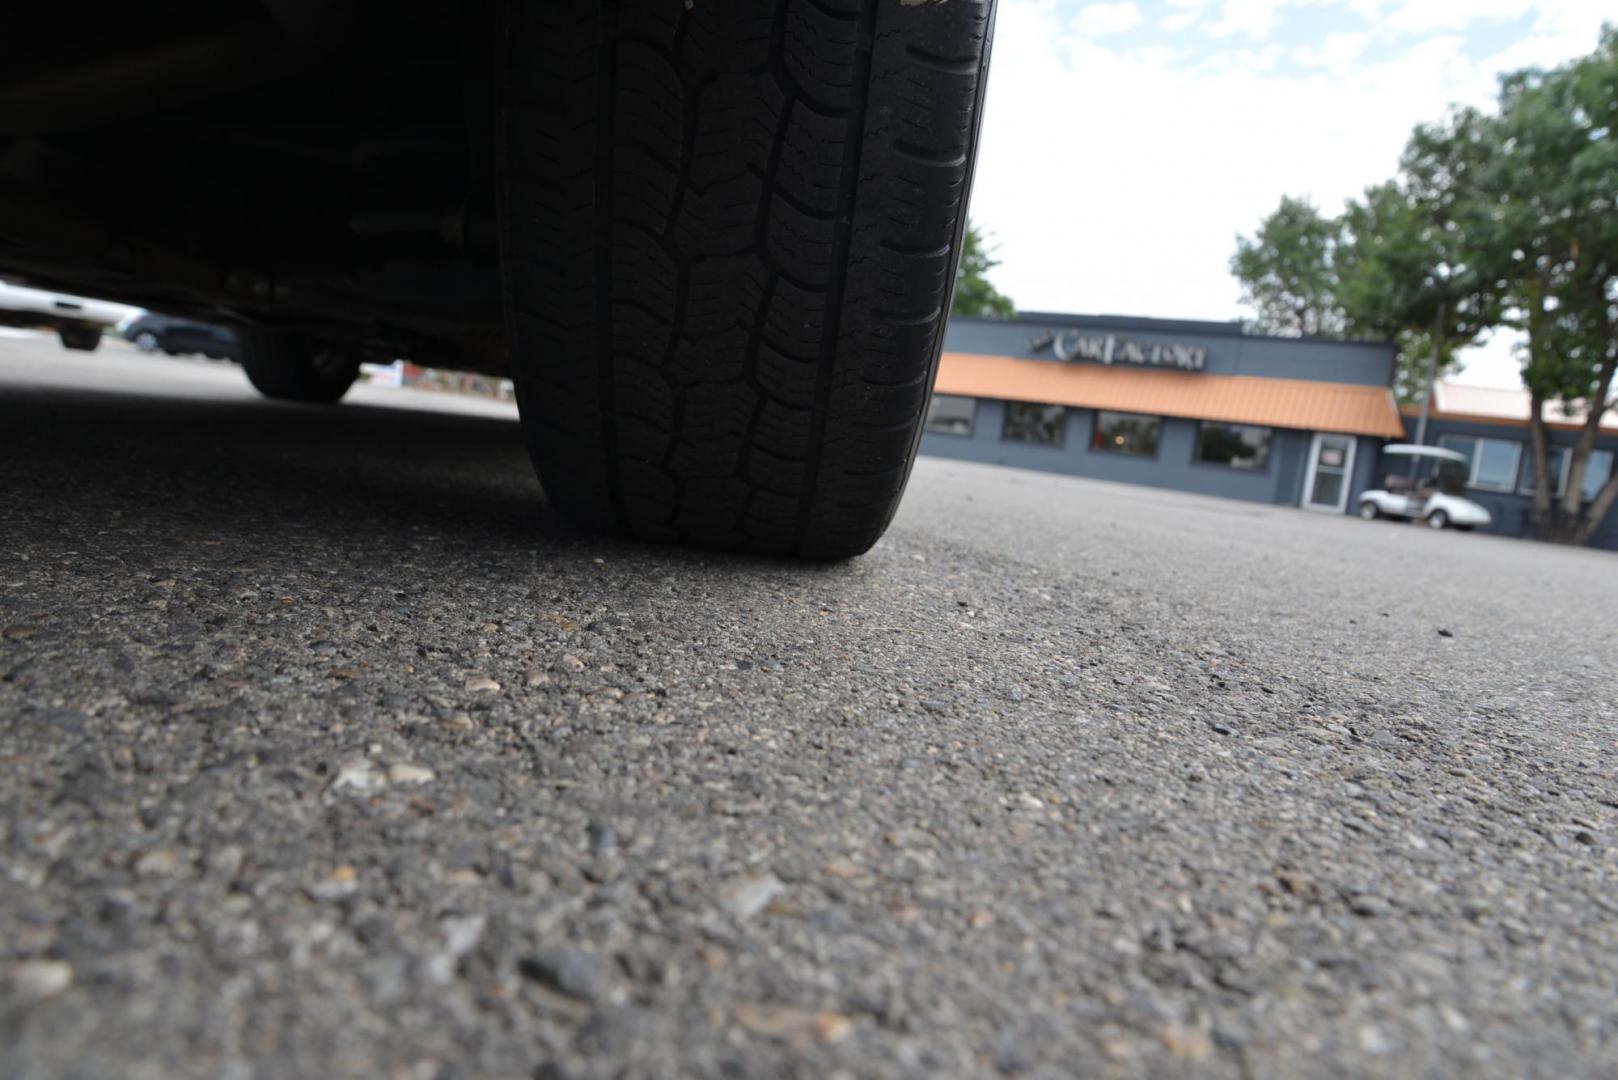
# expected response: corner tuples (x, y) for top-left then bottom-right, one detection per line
(922, 312), (1618, 551)
(922, 313), (1403, 516)
(1412, 382), (1618, 550)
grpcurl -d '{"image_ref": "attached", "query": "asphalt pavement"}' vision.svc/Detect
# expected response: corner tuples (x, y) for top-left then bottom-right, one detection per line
(3, 335), (1617, 1079)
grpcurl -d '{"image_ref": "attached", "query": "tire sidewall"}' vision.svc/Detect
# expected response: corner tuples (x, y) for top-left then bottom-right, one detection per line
(239, 328), (359, 404)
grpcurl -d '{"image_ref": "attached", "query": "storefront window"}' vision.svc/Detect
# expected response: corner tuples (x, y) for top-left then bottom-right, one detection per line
(1438, 434), (1520, 492)
(1513, 446), (1614, 500)
(1195, 422), (1271, 470)
(1518, 447), (1569, 496)
(1091, 411), (1160, 456)
(1002, 402), (1065, 445)
(924, 394), (976, 436)
(1436, 434), (1475, 465)
(1581, 449), (1614, 501)
(1472, 439), (1521, 491)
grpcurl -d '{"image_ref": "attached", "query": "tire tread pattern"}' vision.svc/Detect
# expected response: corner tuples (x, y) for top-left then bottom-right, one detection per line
(500, 0), (993, 557)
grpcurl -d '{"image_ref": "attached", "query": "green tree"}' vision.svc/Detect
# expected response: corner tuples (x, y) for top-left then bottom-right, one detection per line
(1335, 116), (1505, 412)
(1231, 25), (1618, 545)
(1334, 183), (1461, 404)
(1480, 28), (1618, 543)
(951, 221), (1015, 319)
(1231, 189), (1480, 403)
(1230, 196), (1347, 337)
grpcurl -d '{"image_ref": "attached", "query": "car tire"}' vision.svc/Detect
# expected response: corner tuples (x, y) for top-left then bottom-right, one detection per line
(58, 325), (102, 352)
(1426, 509), (1449, 530)
(497, 0), (995, 558)
(133, 330), (161, 353)
(238, 328), (361, 405)
(1358, 500), (1380, 520)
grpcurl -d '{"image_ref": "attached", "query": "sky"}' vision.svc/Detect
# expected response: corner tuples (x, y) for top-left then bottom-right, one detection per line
(968, 0), (1614, 387)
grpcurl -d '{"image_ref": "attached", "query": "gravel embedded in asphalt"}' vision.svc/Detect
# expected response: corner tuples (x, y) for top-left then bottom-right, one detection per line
(3, 338), (1617, 1078)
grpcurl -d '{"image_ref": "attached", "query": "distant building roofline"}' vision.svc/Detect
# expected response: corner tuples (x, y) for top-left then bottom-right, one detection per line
(934, 352), (1405, 438)
(1425, 380), (1618, 432)
(948, 310), (1393, 348)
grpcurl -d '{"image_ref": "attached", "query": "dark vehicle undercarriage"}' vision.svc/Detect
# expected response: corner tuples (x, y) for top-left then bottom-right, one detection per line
(1, 0), (995, 557)
(1, 1), (504, 371)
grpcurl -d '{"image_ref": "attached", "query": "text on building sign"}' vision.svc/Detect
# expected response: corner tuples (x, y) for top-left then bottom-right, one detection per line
(1030, 330), (1208, 372)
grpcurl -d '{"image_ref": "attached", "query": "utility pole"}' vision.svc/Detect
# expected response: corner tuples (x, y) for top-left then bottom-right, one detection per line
(1414, 298), (1445, 447)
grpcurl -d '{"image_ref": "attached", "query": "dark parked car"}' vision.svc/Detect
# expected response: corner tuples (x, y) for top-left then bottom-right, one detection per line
(0, 2), (995, 558)
(124, 313), (238, 360)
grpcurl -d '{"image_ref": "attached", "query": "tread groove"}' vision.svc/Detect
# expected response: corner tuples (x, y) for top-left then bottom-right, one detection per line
(657, 16), (699, 542)
(793, 0), (879, 556)
(893, 140), (968, 167)
(595, 14), (627, 532)
(904, 40), (980, 73)
(880, 239), (953, 259)
(872, 305), (944, 327)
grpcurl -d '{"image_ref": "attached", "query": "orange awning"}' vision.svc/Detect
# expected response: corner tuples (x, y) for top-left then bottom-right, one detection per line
(934, 352), (1405, 439)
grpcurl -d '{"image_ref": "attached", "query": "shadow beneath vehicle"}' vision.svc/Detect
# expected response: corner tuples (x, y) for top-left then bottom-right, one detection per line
(0, 379), (855, 580)
(1, 382), (563, 556)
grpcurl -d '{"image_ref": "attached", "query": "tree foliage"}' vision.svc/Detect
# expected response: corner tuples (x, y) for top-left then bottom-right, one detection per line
(1231, 24), (1618, 545)
(1338, 117), (1507, 409)
(1230, 197), (1347, 337)
(1479, 30), (1618, 540)
(952, 221), (1015, 320)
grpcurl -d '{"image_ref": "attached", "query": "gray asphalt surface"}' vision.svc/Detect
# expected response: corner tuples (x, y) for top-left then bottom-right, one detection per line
(3, 335), (1617, 1079)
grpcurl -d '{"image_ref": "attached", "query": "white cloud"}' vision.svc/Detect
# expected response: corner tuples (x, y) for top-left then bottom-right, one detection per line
(1206, 0), (1290, 40)
(1293, 31), (1370, 75)
(1201, 42), (1287, 73)
(967, 0), (1610, 388)
(1125, 44), (1189, 67)
(1072, 2), (1144, 37)
(1377, 0), (1536, 36)
(1160, 11), (1201, 31)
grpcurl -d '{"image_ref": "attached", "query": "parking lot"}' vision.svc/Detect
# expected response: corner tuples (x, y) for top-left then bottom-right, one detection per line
(3, 335), (1617, 1077)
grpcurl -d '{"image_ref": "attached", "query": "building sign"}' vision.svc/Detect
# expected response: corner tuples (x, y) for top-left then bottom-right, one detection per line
(1029, 329), (1208, 372)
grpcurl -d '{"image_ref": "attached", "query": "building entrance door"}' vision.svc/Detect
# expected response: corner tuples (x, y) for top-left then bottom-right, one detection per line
(1302, 433), (1356, 513)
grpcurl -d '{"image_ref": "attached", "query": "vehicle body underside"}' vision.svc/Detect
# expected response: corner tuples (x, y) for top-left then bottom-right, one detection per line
(2, 0), (995, 557)
(1, 1), (504, 372)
